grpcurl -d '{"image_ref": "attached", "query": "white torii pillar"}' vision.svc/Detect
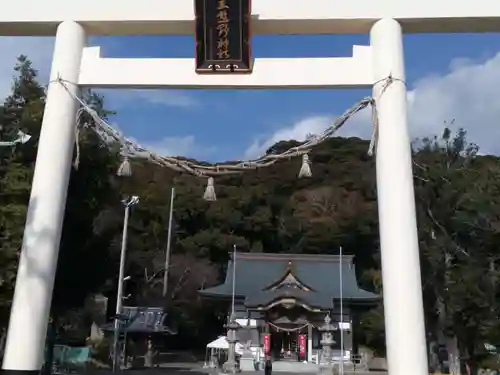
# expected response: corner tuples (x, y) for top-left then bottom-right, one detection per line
(371, 19), (428, 375)
(1, 21), (85, 375)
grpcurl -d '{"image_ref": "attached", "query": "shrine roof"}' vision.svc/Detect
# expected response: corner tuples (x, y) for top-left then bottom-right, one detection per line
(199, 253), (378, 306)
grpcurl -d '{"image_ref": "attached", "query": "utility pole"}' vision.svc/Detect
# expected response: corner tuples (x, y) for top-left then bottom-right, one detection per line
(112, 196), (139, 373)
(231, 244), (236, 318)
(162, 187), (175, 298)
(339, 246), (344, 375)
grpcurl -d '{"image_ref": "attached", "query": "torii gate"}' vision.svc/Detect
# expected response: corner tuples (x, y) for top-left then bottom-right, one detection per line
(1, 1), (498, 375)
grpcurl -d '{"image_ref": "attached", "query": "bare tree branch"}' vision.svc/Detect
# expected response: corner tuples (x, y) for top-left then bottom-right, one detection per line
(426, 207), (469, 257)
(171, 267), (191, 300)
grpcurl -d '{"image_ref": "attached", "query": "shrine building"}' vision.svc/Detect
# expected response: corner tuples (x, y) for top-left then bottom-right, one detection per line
(199, 253), (378, 364)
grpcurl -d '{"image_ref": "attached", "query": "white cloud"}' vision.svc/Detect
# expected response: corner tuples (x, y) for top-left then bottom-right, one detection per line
(144, 135), (215, 158)
(134, 90), (198, 108)
(244, 116), (332, 158)
(407, 53), (500, 155)
(108, 121), (213, 159)
(101, 89), (199, 109)
(245, 52), (500, 157)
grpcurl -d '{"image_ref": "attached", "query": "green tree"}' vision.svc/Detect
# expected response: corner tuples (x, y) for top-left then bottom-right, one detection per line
(414, 127), (500, 374)
(0, 56), (45, 331)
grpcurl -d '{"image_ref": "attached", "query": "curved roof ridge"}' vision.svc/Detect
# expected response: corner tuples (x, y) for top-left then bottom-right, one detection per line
(230, 252), (354, 263)
(245, 288), (333, 310)
(262, 261), (314, 291)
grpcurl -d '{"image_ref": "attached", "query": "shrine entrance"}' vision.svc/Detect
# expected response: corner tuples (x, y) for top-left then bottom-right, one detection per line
(3, 2), (498, 375)
(269, 327), (308, 362)
(267, 306), (311, 362)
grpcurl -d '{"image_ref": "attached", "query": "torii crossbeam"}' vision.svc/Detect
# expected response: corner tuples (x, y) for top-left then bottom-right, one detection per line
(1, 2), (491, 375)
(1, 0), (500, 35)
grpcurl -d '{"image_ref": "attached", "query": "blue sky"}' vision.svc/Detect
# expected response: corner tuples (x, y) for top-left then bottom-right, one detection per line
(1, 32), (500, 161)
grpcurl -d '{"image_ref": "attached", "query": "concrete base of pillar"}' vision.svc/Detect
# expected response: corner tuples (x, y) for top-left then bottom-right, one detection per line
(222, 359), (240, 374)
(239, 356), (255, 371)
(317, 365), (339, 375)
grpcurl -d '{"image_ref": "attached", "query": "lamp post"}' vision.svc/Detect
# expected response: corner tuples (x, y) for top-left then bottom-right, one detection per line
(162, 187), (175, 298)
(0, 130), (31, 147)
(339, 246), (344, 375)
(112, 195), (139, 373)
(222, 246), (239, 374)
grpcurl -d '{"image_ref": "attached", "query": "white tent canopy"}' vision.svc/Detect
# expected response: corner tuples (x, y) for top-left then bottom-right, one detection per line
(207, 336), (229, 349)
(204, 336), (246, 368)
(206, 336), (244, 352)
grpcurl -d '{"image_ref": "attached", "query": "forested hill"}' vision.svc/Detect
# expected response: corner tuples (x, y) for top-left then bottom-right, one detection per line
(125, 136), (379, 267)
(2, 56), (500, 369)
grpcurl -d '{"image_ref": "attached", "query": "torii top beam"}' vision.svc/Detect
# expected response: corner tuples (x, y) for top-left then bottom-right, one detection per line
(1, 0), (500, 36)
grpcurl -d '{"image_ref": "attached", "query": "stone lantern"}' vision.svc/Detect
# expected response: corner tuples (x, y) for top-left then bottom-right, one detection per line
(318, 313), (337, 370)
(222, 316), (241, 374)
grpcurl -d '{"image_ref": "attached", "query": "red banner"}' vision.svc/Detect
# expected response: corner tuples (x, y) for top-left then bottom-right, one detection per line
(298, 334), (306, 356)
(263, 334), (271, 355)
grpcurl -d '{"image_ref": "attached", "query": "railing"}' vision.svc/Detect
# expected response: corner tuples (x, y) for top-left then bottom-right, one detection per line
(310, 350), (368, 371)
(44, 345), (91, 373)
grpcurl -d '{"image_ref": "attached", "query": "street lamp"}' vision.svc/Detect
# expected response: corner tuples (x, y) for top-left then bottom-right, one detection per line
(112, 195), (139, 372)
(222, 246), (239, 374)
(0, 130), (31, 147)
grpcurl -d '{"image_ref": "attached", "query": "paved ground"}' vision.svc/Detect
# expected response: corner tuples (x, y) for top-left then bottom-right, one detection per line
(86, 363), (209, 375)
(83, 363), (387, 375)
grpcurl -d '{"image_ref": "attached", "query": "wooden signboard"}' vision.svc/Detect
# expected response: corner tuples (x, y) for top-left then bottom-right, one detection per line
(195, 0), (252, 73)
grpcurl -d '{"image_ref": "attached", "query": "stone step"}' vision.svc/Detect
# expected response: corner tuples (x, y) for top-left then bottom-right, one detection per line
(271, 361), (320, 373)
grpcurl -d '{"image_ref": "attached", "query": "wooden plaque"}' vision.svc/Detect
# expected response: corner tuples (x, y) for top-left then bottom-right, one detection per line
(195, 0), (252, 74)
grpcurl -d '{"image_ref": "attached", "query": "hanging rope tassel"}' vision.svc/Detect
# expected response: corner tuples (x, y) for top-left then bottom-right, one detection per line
(73, 126), (81, 170)
(72, 108), (86, 170)
(298, 153), (312, 178)
(117, 156), (132, 177)
(367, 101), (379, 157)
(203, 177), (217, 201)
